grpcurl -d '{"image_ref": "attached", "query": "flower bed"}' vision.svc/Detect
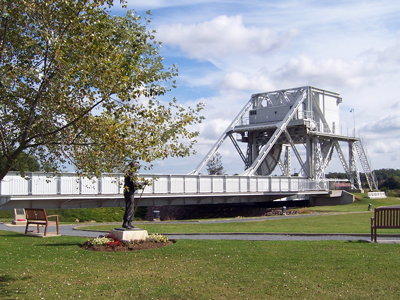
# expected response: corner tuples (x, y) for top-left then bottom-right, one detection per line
(80, 232), (174, 252)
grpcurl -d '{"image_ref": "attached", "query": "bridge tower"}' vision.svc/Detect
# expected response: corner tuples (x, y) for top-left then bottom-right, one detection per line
(191, 86), (377, 191)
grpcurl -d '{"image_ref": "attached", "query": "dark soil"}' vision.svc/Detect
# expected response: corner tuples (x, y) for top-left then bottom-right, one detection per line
(80, 240), (175, 252)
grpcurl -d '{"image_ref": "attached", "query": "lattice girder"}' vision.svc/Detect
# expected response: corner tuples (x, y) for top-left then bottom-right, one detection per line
(191, 86), (376, 192)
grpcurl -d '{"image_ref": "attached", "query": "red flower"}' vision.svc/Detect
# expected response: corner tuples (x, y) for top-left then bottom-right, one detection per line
(105, 237), (124, 248)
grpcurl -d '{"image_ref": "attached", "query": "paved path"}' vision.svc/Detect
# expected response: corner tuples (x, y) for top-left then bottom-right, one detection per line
(165, 233), (374, 241)
(2, 214), (400, 242)
(0, 222), (103, 238)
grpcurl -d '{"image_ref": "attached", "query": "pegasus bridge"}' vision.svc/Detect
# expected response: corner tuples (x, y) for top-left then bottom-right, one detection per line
(0, 86), (379, 210)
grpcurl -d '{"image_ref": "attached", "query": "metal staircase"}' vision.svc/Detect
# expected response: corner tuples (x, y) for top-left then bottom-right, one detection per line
(354, 140), (378, 191)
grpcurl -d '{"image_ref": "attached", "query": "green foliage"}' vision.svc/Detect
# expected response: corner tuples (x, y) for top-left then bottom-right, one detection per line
(206, 152), (225, 175)
(379, 175), (400, 190)
(0, 207), (147, 223)
(326, 172), (347, 179)
(0, 152), (40, 173)
(0, 210), (13, 222)
(382, 189), (400, 197)
(90, 236), (112, 246)
(374, 168), (400, 180)
(134, 206), (148, 220)
(327, 169), (400, 190)
(0, 0), (204, 181)
(43, 207), (146, 223)
(148, 233), (169, 243)
(0, 206), (147, 223)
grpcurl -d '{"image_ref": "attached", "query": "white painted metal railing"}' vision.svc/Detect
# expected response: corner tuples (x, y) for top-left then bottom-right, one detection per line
(0, 172), (328, 197)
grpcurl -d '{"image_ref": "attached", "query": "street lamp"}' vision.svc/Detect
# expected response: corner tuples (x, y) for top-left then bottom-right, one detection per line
(350, 109), (355, 137)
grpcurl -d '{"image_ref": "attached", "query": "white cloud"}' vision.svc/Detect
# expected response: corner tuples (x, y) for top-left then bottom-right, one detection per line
(374, 37), (400, 66)
(217, 48), (396, 92)
(122, 0), (400, 174)
(219, 72), (275, 91)
(157, 15), (297, 60)
(275, 55), (382, 88)
(125, 0), (214, 10)
(361, 112), (400, 133)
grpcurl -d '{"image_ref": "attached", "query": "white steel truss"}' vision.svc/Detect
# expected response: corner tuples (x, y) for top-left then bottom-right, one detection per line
(191, 86), (378, 191)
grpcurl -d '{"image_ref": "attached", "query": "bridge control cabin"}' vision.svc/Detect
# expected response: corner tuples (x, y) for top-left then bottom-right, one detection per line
(247, 87), (340, 133)
(192, 86), (377, 192)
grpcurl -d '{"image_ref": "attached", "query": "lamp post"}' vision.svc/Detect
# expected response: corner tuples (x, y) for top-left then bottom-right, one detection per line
(350, 109), (355, 137)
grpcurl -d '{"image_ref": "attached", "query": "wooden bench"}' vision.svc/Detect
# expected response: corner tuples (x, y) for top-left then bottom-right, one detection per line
(371, 206), (400, 242)
(25, 208), (59, 236)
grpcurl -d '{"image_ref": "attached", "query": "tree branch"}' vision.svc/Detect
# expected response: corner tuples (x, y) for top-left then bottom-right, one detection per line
(26, 77), (121, 143)
(0, 3), (9, 63)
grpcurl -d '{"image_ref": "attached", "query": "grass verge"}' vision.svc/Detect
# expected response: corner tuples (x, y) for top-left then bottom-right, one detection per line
(77, 194), (400, 234)
(81, 212), (400, 235)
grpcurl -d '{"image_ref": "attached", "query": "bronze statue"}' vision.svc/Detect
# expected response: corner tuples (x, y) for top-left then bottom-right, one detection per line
(122, 161), (146, 229)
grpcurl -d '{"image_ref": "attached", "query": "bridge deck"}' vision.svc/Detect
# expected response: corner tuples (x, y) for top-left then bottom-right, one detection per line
(0, 172), (329, 210)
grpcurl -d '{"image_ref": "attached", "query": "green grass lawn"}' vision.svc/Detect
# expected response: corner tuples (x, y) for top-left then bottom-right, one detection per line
(81, 193), (400, 235)
(1, 193), (400, 299)
(81, 212), (400, 235)
(301, 193), (400, 212)
(1, 231), (400, 299)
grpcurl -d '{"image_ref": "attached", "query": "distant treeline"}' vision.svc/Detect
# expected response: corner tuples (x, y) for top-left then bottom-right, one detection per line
(326, 168), (400, 190)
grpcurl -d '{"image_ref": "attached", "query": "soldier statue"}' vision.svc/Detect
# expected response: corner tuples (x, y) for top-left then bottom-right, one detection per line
(122, 161), (146, 229)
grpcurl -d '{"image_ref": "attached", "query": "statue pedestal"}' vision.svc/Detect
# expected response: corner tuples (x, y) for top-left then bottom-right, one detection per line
(12, 220), (27, 225)
(110, 228), (148, 241)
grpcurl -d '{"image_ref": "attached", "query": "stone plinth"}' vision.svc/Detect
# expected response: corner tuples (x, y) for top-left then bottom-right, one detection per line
(110, 228), (148, 241)
(12, 220), (27, 225)
(13, 208), (27, 225)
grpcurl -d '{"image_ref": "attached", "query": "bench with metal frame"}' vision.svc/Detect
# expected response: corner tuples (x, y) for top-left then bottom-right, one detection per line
(371, 206), (400, 242)
(25, 208), (59, 236)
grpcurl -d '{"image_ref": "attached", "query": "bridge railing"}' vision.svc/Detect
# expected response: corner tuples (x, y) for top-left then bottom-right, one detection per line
(0, 172), (328, 196)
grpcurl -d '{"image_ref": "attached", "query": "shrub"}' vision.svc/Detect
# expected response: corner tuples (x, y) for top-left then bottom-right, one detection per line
(384, 189), (400, 197)
(43, 207), (146, 223)
(148, 233), (169, 243)
(91, 237), (112, 246)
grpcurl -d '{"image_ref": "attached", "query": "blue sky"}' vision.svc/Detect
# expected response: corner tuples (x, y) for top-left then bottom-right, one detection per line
(112, 0), (400, 175)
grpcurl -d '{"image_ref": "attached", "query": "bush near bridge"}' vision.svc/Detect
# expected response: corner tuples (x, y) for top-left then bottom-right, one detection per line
(0, 205), (291, 223)
(327, 168), (400, 191)
(0, 207), (147, 223)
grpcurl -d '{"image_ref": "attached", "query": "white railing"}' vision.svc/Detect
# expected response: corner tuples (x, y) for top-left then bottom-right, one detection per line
(0, 172), (329, 197)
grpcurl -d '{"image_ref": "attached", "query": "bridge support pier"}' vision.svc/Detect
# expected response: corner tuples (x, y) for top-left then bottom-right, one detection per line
(308, 190), (354, 206)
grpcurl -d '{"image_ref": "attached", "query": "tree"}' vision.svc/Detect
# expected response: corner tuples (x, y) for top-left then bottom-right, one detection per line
(0, 0), (204, 181)
(0, 152), (40, 172)
(380, 175), (400, 190)
(206, 152), (225, 175)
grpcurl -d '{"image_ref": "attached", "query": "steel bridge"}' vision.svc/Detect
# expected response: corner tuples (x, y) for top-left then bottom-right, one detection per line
(0, 172), (331, 210)
(191, 86), (377, 191)
(0, 86), (377, 210)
